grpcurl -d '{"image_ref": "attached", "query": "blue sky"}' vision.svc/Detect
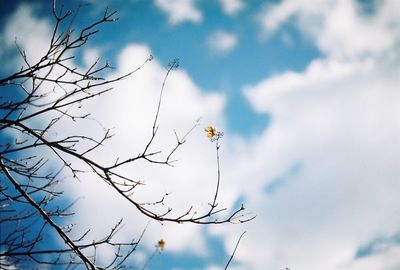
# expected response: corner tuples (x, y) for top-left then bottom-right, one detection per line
(1, 0), (400, 269)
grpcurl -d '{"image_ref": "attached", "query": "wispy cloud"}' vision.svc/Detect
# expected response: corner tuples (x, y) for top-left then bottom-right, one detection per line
(154, 0), (202, 25)
(0, 3), (51, 70)
(216, 54), (400, 269)
(256, 0), (400, 59)
(219, 0), (245, 16)
(206, 30), (238, 55)
(231, 0), (400, 269)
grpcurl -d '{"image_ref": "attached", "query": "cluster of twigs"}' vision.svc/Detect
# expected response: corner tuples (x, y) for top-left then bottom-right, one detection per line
(0, 1), (253, 269)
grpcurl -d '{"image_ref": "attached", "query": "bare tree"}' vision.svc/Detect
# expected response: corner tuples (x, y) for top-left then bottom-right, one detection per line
(0, 1), (253, 269)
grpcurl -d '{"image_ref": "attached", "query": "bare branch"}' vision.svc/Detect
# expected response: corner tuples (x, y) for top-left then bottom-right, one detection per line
(0, 1), (252, 269)
(225, 231), (246, 270)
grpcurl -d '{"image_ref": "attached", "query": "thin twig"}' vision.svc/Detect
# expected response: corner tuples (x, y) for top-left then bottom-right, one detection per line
(225, 231), (246, 270)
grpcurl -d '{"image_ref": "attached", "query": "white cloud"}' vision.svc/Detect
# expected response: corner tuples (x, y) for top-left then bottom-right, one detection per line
(257, 0), (400, 59)
(206, 30), (238, 55)
(244, 57), (376, 113)
(202, 1), (400, 269)
(208, 55), (400, 270)
(154, 0), (202, 25)
(219, 0), (245, 16)
(338, 245), (400, 270)
(0, 3), (51, 70)
(223, 2), (400, 268)
(82, 47), (101, 68)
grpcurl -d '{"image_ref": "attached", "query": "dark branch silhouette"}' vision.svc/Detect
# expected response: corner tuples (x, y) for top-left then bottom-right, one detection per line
(224, 231), (246, 270)
(0, 1), (253, 269)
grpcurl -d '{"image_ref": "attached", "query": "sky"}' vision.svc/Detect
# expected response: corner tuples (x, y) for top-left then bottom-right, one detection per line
(1, 0), (400, 269)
